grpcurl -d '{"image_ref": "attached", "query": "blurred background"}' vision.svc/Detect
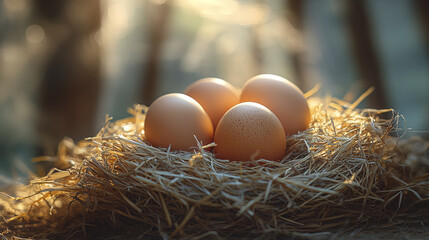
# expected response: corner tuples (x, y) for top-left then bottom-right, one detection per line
(0, 0), (428, 176)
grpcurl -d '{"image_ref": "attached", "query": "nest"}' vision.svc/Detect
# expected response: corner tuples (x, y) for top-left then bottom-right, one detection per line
(1, 94), (429, 239)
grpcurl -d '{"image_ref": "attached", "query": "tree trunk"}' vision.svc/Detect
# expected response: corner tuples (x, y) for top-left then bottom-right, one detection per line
(141, 0), (172, 105)
(344, 0), (388, 109)
(287, 0), (307, 90)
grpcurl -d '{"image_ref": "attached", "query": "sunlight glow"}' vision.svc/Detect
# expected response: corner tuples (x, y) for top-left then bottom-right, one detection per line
(25, 25), (45, 44)
(178, 0), (268, 25)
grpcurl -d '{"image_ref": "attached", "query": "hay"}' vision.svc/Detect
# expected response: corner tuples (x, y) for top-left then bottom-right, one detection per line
(1, 96), (429, 239)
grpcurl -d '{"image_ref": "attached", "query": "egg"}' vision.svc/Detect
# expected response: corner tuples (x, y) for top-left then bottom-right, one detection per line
(144, 93), (213, 151)
(240, 74), (311, 136)
(214, 102), (286, 162)
(185, 78), (240, 129)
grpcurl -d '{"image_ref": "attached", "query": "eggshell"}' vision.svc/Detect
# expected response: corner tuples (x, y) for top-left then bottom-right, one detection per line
(185, 78), (239, 129)
(144, 93), (213, 151)
(240, 74), (311, 136)
(214, 102), (286, 162)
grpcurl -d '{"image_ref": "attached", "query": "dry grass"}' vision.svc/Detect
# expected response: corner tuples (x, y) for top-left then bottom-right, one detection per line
(1, 95), (429, 239)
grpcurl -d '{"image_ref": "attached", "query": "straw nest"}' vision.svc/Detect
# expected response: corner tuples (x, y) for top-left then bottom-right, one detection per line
(1, 93), (429, 239)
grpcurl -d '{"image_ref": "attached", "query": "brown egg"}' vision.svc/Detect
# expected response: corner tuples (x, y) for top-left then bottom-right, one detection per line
(185, 78), (239, 129)
(240, 74), (311, 136)
(144, 93), (213, 151)
(214, 102), (286, 162)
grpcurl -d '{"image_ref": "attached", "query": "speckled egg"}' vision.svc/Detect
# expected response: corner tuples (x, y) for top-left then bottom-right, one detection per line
(185, 78), (240, 129)
(214, 102), (286, 161)
(240, 74), (311, 136)
(144, 93), (213, 151)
